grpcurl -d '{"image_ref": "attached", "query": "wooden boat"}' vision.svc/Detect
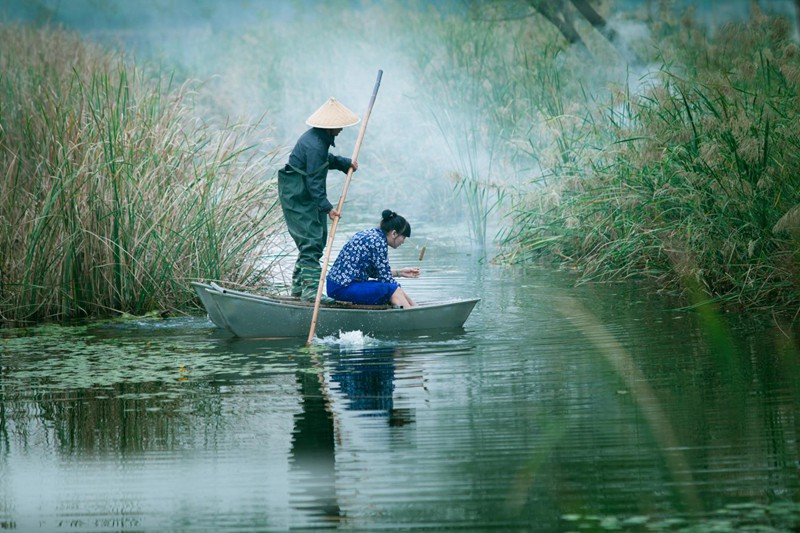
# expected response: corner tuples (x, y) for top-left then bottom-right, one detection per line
(191, 282), (480, 338)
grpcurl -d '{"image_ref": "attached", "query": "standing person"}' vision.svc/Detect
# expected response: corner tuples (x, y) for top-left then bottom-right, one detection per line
(279, 97), (360, 302)
(326, 210), (419, 308)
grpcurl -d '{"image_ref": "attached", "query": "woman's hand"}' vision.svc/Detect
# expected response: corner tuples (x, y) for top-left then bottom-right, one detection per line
(396, 267), (420, 278)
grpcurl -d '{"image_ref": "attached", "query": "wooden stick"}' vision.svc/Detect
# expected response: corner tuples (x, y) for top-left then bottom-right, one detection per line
(307, 70), (383, 345)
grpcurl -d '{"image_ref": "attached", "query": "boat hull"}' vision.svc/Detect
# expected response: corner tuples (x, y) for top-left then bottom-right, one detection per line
(191, 282), (479, 338)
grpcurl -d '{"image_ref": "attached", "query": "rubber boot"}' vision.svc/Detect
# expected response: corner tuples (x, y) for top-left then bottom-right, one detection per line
(300, 267), (336, 304)
(301, 284), (335, 304)
(290, 264), (303, 297)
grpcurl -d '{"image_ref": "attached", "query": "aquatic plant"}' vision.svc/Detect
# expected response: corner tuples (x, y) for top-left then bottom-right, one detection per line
(0, 24), (282, 323)
(395, 1), (631, 249)
(449, 171), (506, 249)
(500, 7), (800, 315)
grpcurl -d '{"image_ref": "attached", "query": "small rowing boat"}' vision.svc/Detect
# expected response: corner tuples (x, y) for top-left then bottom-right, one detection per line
(191, 282), (480, 338)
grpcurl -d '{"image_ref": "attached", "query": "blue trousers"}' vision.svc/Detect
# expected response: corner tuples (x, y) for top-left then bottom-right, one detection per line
(327, 279), (399, 305)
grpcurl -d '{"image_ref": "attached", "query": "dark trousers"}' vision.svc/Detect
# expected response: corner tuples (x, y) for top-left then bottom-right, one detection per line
(278, 169), (328, 291)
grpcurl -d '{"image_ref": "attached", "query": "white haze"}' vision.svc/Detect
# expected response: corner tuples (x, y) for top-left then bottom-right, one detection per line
(2, 0), (797, 236)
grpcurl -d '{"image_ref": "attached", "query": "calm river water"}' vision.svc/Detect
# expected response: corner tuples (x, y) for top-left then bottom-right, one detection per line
(2, 222), (800, 532)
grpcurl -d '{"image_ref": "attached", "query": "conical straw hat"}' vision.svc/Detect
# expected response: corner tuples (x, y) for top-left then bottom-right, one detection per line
(306, 97), (361, 128)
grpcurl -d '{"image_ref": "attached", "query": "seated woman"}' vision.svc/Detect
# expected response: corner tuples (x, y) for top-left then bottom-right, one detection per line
(326, 210), (419, 307)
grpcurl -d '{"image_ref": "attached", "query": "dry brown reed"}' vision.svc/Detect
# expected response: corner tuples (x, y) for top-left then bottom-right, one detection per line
(0, 24), (281, 323)
(501, 8), (800, 315)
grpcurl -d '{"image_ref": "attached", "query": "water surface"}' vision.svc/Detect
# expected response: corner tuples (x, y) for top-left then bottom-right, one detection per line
(2, 226), (800, 532)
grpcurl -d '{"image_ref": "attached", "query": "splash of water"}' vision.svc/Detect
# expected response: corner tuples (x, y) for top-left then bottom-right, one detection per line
(316, 330), (379, 349)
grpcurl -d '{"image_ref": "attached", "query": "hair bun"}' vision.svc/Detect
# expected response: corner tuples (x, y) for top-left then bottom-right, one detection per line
(381, 209), (396, 221)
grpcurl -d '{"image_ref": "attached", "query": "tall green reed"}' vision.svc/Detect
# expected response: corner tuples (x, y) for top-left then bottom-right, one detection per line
(0, 24), (281, 323)
(396, 4), (541, 247)
(501, 8), (800, 315)
(398, 2), (624, 248)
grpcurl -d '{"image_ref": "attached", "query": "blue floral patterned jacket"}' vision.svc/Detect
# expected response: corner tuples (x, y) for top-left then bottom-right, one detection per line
(327, 228), (396, 286)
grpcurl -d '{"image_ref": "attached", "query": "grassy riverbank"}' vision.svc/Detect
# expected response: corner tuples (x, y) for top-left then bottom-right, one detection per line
(397, 3), (800, 315)
(494, 9), (800, 315)
(0, 25), (281, 324)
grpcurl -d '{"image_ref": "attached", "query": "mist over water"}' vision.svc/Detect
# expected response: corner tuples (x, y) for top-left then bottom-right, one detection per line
(2, 1), (513, 234)
(106, 1), (470, 228)
(4, 0), (800, 288)
(3, 0), (797, 236)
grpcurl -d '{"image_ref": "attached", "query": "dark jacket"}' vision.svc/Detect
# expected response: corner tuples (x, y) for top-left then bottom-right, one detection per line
(286, 128), (352, 212)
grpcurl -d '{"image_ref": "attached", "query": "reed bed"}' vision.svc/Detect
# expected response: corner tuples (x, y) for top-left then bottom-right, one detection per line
(0, 24), (281, 324)
(395, 2), (628, 249)
(392, 2), (800, 312)
(499, 9), (800, 314)
(14, 3), (800, 315)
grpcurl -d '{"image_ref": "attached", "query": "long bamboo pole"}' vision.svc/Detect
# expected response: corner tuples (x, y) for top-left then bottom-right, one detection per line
(307, 69), (383, 344)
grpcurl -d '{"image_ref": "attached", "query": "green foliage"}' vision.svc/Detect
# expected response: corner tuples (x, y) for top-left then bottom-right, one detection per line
(393, 1), (633, 248)
(0, 24), (281, 323)
(501, 9), (800, 314)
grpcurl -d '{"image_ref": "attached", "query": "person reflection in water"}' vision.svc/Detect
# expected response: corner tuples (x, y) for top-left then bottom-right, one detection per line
(331, 346), (414, 427)
(326, 209), (419, 308)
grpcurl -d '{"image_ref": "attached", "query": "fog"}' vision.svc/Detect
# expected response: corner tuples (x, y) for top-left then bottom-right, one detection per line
(3, 2), (467, 225)
(3, 0), (798, 236)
